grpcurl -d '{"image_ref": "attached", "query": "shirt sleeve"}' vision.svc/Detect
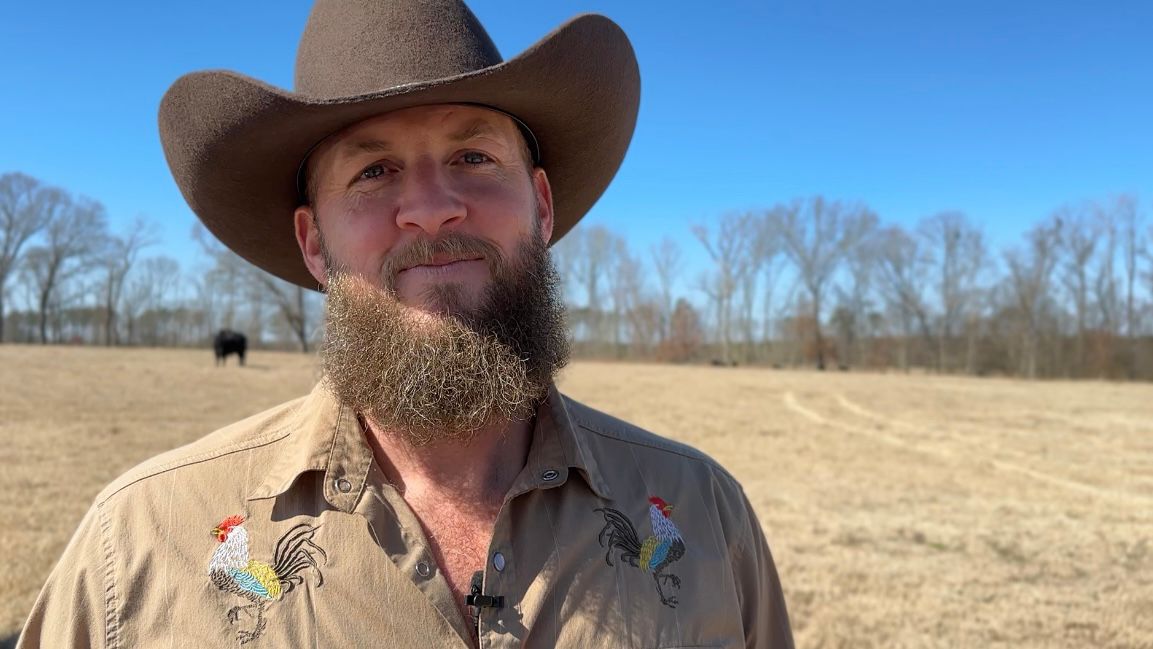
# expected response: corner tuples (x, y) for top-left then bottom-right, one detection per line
(733, 491), (794, 649)
(17, 502), (114, 649)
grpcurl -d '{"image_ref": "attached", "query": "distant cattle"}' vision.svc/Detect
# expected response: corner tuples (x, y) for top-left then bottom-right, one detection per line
(214, 330), (247, 366)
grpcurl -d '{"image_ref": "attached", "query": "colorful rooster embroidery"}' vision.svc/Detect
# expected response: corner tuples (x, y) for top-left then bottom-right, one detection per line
(595, 496), (686, 608)
(207, 515), (327, 644)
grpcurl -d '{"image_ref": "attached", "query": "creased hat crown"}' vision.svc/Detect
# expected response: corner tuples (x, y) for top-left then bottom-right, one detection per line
(295, 0), (503, 98)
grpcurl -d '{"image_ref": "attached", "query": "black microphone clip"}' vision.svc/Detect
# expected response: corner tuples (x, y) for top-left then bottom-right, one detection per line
(466, 570), (504, 610)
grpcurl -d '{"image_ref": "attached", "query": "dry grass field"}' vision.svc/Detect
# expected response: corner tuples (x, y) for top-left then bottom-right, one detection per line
(1, 345), (1150, 647)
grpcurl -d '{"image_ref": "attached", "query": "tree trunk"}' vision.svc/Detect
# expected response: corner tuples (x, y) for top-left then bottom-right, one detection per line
(812, 294), (826, 371)
(38, 289), (49, 344)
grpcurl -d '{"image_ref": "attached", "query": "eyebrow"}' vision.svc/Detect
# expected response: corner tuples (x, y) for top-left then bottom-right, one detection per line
(335, 138), (393, 160)
(448, 118), (504, 144)
(331, 117), (507, 162)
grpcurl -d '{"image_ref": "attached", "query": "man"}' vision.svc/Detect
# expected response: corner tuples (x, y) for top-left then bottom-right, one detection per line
(19, 1), (793, 647)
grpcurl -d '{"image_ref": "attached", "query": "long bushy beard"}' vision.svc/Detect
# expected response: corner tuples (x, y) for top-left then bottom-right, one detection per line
(320, 231), (569, 447)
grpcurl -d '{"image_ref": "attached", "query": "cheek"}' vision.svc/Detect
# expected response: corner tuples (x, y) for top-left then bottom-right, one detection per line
(461, 178), (539, 237)
(320, 226), (401, 279)
(460, 172), (531, 206)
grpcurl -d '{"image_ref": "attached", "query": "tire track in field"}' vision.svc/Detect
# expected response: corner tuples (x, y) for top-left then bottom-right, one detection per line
(835, 393), (1150, 505)
(788, 390), (1150, 505)
(782, 391), (951, 460)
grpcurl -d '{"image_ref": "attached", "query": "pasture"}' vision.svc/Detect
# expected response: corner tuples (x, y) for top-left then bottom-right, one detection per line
(0, 346), (1149, 647)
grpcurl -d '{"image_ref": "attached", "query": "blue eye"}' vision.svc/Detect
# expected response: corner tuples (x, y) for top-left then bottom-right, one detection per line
(462, 152), (491, 165)
(360, 164), (384, 180)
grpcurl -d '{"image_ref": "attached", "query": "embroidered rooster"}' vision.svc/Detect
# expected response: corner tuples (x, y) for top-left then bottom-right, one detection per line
(595, 496), (686, 607)
(208, 515), (327, 644)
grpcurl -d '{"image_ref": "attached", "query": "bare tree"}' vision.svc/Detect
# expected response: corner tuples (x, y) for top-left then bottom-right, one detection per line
(194, 223), (323, 351)
(624, 255), (661, 357)
(98, 217), (158, 345)
(836, 224), (880, 368)
(754, 209), (786, 362)
(779, 197), (875, 370)
(1092, 206), (1120, 337)
(553, 225), (616, 352)
(123, 256), (182, 345)
(605, 240), (658, 357)
(193, 223), (251, 337)
(255, 273), (319, 352)
(1051, 204), (1099, 375)
(660, 298), (704, 363)
(22, 196), (108, 343)
(0, 174), (65, 342)
(650, 237), (682, 343)
(1114, 196), (1143, 378)
(1004, 218), (1061, 378)
(602, 236), (629, 356)
(875, 225), (933, 370)
(919, 211), (987, 373)
(692, 267), (731, 362)
(693, 212), (758, 365)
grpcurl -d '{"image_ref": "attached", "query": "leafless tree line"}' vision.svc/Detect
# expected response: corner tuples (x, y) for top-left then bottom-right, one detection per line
(0, 173), (322, 350)
(553, 195), (1153, 380)
(4, 171), (1152, 379)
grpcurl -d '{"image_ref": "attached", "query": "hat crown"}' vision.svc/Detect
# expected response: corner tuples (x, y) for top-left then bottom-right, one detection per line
(295, 0), (503, 98)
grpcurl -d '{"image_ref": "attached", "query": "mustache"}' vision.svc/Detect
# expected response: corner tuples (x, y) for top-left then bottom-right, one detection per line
(379, 233), (506, 290)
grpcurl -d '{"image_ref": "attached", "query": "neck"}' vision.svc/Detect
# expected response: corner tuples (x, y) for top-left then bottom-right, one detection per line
(363, 415), (534, 510)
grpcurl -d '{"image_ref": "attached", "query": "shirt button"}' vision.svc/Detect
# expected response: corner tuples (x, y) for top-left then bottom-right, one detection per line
(541, 469), (560, 482)
(492, 552), (506, 572)
(416, 561), (432, 578)
(335, 478), (353, 493)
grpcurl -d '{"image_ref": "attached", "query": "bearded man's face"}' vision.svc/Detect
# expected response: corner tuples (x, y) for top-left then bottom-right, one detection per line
(319, 229), (569, 446)
(292, 105), (570, 445)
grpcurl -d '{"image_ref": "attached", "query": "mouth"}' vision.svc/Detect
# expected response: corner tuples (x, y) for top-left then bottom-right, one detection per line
(399, 255), (485, 274)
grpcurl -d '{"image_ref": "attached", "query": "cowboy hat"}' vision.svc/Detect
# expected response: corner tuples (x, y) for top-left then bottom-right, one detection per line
(159, 0), (640, 289)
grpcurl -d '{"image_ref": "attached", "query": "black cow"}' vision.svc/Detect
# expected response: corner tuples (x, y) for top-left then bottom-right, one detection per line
(214, 329), (247, 366)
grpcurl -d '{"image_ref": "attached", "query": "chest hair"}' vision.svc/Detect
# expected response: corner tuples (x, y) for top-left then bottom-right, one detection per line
(409, 499), (501, 624)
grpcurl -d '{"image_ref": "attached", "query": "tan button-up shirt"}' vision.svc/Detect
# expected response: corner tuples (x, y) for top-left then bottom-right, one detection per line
(18, 383), (792, 648)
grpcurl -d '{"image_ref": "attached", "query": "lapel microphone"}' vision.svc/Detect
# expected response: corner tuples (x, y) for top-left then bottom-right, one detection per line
(466, 570), (505, 625)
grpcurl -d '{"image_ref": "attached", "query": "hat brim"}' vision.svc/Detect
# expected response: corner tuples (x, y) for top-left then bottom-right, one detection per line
(159, 14), (639, 289)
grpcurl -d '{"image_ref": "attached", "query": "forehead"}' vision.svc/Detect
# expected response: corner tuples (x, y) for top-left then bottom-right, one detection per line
(323, 104), (521, 155)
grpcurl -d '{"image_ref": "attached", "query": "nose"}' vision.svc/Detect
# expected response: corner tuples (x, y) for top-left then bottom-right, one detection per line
(394, 159), (466, 236)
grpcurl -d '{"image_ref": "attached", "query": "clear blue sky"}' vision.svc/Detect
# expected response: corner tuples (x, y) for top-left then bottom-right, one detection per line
(2, 0), (1150, 283)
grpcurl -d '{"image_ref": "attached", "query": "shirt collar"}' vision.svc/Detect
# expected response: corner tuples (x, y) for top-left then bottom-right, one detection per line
(522, 384), (613, 500)
(247, 382), (611, 507)
(247, 382), (372, 513)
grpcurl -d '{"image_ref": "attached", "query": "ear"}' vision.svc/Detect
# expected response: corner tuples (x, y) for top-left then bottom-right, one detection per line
(531, 167), (554, 243)
(294, 205), (328, 287)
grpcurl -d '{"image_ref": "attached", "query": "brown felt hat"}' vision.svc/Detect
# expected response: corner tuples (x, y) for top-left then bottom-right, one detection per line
(159, 0), (640, 289)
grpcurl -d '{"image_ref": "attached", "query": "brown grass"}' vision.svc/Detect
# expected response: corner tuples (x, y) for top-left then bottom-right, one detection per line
(1, 346), (1150, 647)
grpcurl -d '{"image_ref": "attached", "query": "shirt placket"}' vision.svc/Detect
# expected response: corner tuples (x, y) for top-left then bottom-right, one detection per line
(471, 522), (518, 648)
(475, 416), (574, 648)
(356, 461), (477, 648)
(316, 402), (468, 647)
